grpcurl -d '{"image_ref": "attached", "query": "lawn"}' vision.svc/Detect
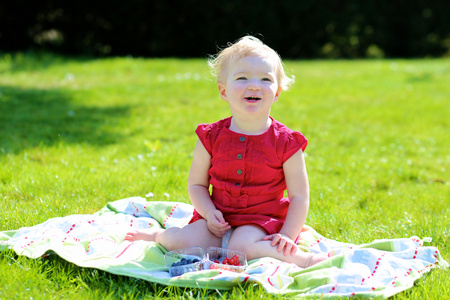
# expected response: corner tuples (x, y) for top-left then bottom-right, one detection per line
(0, 52), (449, 299)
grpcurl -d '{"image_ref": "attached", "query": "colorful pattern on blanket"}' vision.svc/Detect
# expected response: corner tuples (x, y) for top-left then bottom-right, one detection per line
(0, 197), (448, 298)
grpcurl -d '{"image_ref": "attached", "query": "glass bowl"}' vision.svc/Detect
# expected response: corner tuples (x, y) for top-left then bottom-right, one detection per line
(205, 247), (247, 273)
(164, 247), (205, 276)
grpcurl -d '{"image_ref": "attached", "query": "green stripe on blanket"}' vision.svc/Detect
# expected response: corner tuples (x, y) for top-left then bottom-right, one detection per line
(0, 197), (448, 298)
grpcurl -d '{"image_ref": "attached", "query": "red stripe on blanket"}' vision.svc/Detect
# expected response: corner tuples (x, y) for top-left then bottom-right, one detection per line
(86, 237), (117, 253)
(267, 266), (280, 287)
(132, 201), (140, 217)
(163, 204), (179, 227)
(116, 242), (134, 258)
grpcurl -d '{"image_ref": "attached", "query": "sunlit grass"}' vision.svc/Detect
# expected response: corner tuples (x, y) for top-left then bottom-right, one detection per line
(0, 52), (449, 299)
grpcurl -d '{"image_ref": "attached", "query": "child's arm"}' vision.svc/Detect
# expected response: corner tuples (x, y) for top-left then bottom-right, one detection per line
(263, 149), (309, 255)
(188, 139), (231, 237)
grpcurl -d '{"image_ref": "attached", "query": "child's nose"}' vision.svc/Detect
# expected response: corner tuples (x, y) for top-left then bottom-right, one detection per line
(247, 79), (261, 90)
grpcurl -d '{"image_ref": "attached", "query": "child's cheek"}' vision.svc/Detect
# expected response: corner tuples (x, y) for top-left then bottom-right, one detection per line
(238, 82), (249, 90)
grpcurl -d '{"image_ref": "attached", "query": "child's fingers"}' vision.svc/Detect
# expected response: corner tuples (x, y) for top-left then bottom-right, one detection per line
(213, 210), (226, 223)
(290, 245), (298, 255)
(124, 231), (135, 240)
(213, 218), (229, 229)
(263, 234), (298, 256)
(267, 235), (279, 247)
(262, 234), (281, 246)
(283, 242), (297, 256)
(208, 224), (223, 238)
(212, 225), (228, 236)
(124, 234), (135, 241)
(283, 240), (298, 256)
(277, 238), (287, 252)
(207, 218), (231, 237)
(213, 226), (230, 238)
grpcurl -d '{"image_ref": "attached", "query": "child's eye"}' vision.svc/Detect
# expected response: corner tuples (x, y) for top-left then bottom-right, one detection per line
(236, 77), (247, 80)
(262, 78), (272, 82)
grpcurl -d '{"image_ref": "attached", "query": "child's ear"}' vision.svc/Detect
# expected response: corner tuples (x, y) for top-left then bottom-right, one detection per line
(218, 83), (227, 101)
(274, 86), (282, 101)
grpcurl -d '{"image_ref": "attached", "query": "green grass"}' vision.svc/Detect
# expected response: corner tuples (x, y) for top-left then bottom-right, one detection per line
(0, 51), (449, 299)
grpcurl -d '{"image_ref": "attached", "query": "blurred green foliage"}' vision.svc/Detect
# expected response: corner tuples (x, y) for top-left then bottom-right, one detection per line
(1, 0), (449, 58)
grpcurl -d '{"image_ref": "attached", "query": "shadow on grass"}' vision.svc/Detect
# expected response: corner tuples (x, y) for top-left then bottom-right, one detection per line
(0, 85), (130, 154)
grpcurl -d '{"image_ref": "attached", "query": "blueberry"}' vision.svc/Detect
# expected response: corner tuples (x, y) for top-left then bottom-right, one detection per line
(193, 259), (200, 263)
(187, 259), (193, 264)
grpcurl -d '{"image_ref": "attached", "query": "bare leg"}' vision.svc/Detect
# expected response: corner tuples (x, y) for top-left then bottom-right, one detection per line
(228, 225), (328, 268)
(125, 228), (163, 242)
(125, 220), (222, 251)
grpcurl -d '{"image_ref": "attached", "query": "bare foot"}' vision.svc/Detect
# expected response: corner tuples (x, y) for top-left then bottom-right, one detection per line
(303, 253), (329, 268)
(124, 228), (163, 242)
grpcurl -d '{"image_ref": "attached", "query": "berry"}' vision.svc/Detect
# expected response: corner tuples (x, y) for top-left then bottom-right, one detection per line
(220, 255), (241, 266)
(172, 256), (199, 267)
(209, 254), (242, 269)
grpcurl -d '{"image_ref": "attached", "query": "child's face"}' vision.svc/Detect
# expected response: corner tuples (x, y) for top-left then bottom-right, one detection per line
(218, 55), (282, 118)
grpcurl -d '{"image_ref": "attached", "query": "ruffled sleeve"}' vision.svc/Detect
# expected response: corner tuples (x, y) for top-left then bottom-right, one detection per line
(282, 131), (308, 163)
(195, 123), (213, 155)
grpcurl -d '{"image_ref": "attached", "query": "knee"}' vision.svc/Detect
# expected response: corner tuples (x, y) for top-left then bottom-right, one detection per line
(167, 228), (197, 249)
(228, 240), (257, 260)
(227, 240), (244, 252)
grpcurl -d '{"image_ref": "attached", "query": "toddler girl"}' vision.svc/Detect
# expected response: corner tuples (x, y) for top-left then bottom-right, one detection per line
(125, 36), (328, 268)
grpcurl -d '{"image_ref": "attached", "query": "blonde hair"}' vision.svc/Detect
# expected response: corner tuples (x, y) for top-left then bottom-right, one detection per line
(208, 36), (295, 91)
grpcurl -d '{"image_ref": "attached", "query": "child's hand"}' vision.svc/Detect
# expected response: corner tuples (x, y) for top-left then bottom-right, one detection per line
(262, 233), (298, 256)
(205, 209), (231, 238)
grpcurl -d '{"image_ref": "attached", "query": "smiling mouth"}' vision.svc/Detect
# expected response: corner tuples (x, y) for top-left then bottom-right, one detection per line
(245, 97), (261, 101)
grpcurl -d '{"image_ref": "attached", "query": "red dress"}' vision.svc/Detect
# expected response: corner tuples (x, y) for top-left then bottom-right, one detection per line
(189, 117), (307, 234)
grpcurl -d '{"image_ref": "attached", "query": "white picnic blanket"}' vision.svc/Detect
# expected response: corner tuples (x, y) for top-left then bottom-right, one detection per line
(0, 197), (447, 298)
